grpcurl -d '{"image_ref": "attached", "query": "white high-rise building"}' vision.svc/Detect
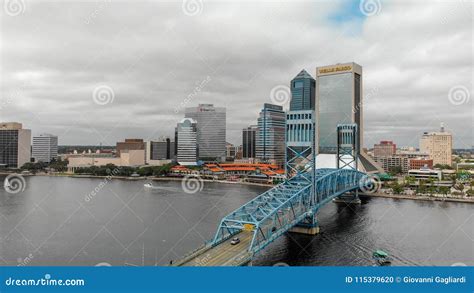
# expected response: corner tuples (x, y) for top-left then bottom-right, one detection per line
(185, 104), (226, 161)
(32, 133), (58, 163)
(176, 118), (198, 165)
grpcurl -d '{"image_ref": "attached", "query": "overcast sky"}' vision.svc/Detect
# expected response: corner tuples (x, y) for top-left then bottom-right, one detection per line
(1, 0), (472, 148)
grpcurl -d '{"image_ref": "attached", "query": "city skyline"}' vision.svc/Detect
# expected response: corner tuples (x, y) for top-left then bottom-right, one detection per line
(1, 1), (472, 149)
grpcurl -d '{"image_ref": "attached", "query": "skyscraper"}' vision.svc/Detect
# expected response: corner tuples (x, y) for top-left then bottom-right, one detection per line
(242, 125), (257, 159)
(0, 122), (31, 168)
(256, 103), (286, 166)
(185, 104), (226, 161)
(420, 124), (453, 166)
(176, 118), (198, 165)
(316, 62), (363, 154)
(314, 63), (383, 173)
(32, 133), (58, 163)
(290, 69), (316, 111)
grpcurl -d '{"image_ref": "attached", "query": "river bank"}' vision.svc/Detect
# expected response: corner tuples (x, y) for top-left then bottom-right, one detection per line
(0, 172), (274, 188)
(1, 172), (472, 203)
(363, 192), (474, 204)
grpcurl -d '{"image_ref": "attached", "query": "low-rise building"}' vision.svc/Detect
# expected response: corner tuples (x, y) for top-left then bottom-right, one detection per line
(116, 139), (145, 157)
(409, 158), (433, 170)
(407, 168), (452, 187)
(146, 138), (175, 166)
(201, 162), (285, 182)
(67, 149), (145, 172)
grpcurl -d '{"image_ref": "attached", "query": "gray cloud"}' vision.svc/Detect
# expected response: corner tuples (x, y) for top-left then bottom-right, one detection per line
(1, 0), (472, 148)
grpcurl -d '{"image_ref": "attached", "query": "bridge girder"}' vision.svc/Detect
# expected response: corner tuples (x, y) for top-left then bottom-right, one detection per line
(212, 168), (367, 255)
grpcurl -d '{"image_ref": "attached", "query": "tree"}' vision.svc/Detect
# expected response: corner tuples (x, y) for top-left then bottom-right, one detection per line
(137, 166), (154, 176)
(454, 183), (465, 193)
(405, 176), (416, 187)
(49, 158), (68, 172)
(449, 174), (457, 186)
(388, 166), (402, 176)
(434, 164), (453, 170)
(418, 180), (426, 195)
(390, 181), (403, 194)
(427, 178), (436, 196)
(439, 186), (449, 197)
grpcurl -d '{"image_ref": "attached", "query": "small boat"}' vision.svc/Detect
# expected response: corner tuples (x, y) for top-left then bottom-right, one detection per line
(144, 183), (154, 188)
(373, 250), (391, 266)
(144, 183), (179, 192)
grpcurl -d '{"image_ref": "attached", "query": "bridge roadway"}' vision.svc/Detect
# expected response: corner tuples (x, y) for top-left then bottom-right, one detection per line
(175, 231), (253, 266)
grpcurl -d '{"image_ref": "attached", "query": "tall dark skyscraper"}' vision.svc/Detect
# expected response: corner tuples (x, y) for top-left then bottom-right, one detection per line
(242, 125), (257, 159)
(290, 69), (316, 111)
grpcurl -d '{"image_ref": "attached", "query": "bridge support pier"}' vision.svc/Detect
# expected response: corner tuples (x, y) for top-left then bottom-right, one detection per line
(333, 191), (361, 204)
(289, 213), (320, 235)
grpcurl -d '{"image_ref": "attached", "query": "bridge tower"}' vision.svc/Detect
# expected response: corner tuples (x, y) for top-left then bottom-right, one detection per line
(285, 110), (319, 234)
(335, 124), (361, 204)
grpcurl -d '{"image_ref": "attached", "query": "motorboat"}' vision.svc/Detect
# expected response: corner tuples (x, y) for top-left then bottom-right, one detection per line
(373, 250), (392, 266)
(144, 183), (154, 188)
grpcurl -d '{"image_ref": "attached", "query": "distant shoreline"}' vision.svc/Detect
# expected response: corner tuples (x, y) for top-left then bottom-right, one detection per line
(0, 172), (274, 188)
(361, 192), (474, 204)
(1, 172), (472, 203)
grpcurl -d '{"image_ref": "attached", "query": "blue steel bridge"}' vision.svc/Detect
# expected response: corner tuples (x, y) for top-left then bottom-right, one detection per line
(174, 112), (372, 266)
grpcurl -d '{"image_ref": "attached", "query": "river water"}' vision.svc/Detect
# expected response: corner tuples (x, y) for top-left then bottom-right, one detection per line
(0, 176), (472, 266)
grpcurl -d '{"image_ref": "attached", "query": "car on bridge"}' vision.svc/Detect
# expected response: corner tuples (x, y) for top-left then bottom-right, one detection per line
(230, 238), (240, 245)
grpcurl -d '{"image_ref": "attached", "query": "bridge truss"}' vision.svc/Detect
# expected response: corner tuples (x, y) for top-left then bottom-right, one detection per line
(212, 111), (368, 255)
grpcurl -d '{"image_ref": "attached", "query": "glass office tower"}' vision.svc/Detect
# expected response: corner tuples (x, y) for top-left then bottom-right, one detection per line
(316, 62), (362, 154)
(256, 104), (286, 166)
(290, 69), (316, 111)
(242, 125), (257, 159)
(185, 104), (226, 161)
